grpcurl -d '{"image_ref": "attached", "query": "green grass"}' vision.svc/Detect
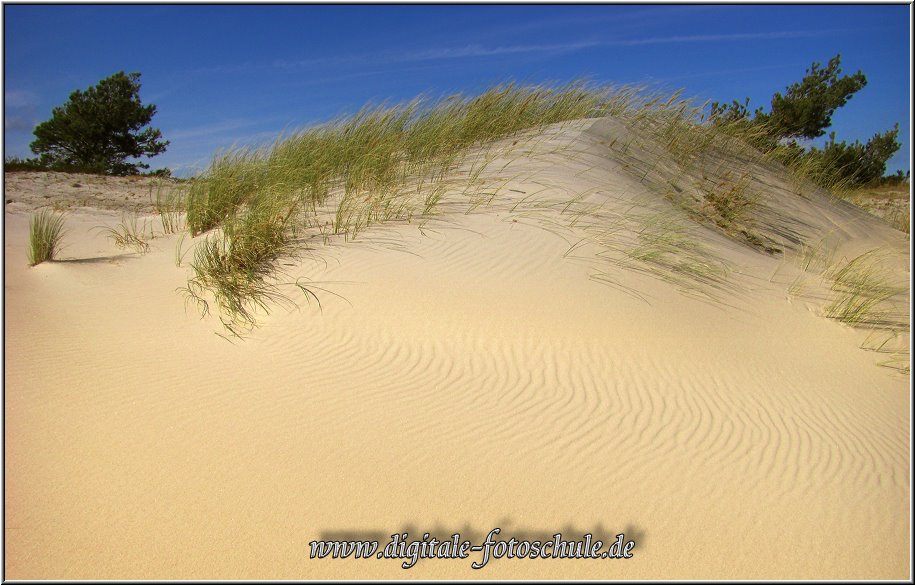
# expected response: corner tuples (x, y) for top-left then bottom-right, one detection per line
(181, 81), (634, 332)
(619, 210), (731, 297)
(183, 186), (305, 330)
(185, 81), (623, 235)
(781, 241), (908, 372)
(795, 236), (837, 273)
(176, 81), (904, 333)
(183, 82), (768, 331)
(27, 209), (67, 266)
(153, 179), (185, 234)
(698, 172), (758, 226)
(824, 249), (906, 329)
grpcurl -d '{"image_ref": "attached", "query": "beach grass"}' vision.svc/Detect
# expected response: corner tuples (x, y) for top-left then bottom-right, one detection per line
(98, 213), (154, 254)
(176, 81), (900, 332)
(153, 179), (185, 234)
(27, 209), (67, 266)
(824, 249), (906, 329)
(182, 81), (638, 331)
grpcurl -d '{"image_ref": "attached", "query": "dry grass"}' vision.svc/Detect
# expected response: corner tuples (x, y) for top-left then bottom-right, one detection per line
(98, 213), (154, 254)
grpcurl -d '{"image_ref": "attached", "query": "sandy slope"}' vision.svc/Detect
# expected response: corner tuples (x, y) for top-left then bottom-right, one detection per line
(3, 118), (910, 579)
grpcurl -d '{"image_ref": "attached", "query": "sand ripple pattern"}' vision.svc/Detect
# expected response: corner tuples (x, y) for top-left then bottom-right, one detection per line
(251, 311), (908, 503)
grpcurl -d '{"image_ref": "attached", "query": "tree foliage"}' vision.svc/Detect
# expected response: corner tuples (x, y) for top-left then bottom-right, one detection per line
(759, 54), (867, 140)
(805, 125), (902, 187)
(30, 71), (169, 175)
(710, 54), (867, 140)
(710, 54), (900, 186)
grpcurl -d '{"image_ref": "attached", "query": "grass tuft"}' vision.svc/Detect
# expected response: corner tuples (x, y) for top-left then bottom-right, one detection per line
(824, 249), (906, 329)
(98, 214), (154, 254)
(153, 179), (186, 234)
(28, 209), (66, 266)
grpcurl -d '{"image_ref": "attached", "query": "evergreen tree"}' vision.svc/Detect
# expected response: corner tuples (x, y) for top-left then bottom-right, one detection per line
(710, 54), (867, 140)
(710, 54), (900, 185)
(30, 71), (168, 175)
(759, 54), (867, 140)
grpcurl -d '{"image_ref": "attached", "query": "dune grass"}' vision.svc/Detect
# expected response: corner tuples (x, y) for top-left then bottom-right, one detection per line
(97, 213), (155, 254)
(184, 82), (623, 238)
(153, 179), (185, 234)
(589, 207), (733, 301)
(779, 239), (908, 374)
(182, 192), (302, 330)
(27, 209), (67, 266)
(176, 81), (904, 333)
(823, 249), (906, 329)
(180, 83), (772, 331)
(698, 171), (758, 227)
(860, 330), (910, 375)
(182, 81), (640, 332)
(796, 236), (838, 273)
(600, 92), (794, 255)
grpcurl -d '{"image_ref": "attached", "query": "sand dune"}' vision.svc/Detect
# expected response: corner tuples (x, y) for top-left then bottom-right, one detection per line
(3, 117), (910, 579)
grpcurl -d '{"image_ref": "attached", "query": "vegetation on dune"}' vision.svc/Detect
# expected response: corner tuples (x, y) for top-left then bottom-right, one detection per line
(842, 180), (910, 235)
(783, 240), (908, 372)
(154, 180), (186, 234)
(97, 213), (155, 255)
(27, 209), (67, 266)
(823, 249), (907, 330)
(170, 77), (907, 335)
(17, 73), (904, 339)
(181, 82), (632, 332)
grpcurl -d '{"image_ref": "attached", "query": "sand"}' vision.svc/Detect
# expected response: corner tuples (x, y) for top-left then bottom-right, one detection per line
(3, 118), (910, 579)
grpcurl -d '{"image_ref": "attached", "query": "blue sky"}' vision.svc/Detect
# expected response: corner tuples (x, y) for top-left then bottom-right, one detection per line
(3, 4), (911, 177)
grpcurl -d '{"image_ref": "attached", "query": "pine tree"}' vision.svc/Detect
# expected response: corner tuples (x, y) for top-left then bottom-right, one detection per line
(30, 71), (169, 175)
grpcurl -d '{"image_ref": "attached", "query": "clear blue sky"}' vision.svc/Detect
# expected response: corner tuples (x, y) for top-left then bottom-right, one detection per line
(3, 4), (911, 177)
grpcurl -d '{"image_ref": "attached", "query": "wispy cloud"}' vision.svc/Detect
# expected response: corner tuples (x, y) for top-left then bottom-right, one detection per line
(476, 5), (717, 39)
(195, 27), (845, 78)
(377, 29), (840, 62)
(380, 40), (603, 62)
(600, 29), (845, 47)
(166, 118), (261, 141)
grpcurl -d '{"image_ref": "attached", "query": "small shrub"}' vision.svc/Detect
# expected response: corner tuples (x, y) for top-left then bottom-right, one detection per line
(5, 156), (47, 172)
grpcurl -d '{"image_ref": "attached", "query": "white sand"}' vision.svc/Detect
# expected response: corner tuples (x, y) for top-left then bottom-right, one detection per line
(3, 119), (910, 579)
